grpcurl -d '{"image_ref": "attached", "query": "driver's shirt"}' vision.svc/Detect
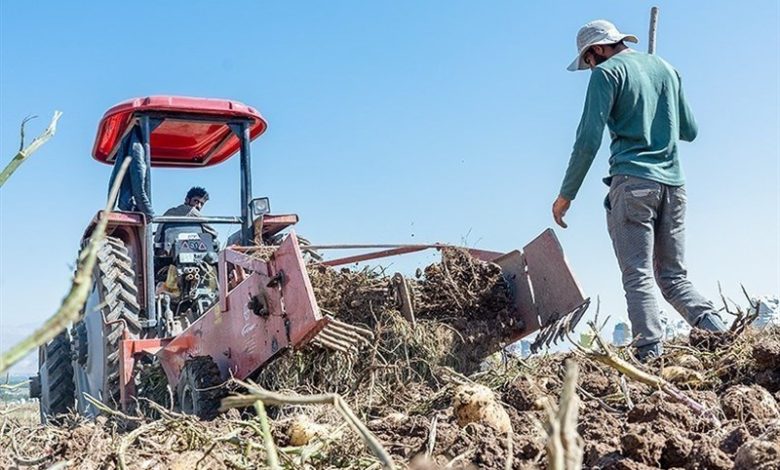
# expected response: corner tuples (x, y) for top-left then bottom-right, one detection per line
(154, 204), (218, 243)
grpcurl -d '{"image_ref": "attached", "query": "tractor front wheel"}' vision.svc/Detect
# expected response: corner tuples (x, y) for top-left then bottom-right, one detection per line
(177, 356), (224, 420)
(38, 332), (76, 423)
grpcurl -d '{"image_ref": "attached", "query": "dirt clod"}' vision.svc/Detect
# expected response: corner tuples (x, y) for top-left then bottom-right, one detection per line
(621, 424), (665, 466)
(686, 440), (733, 470)
(733, 424), (780, 470)
(720, 425), (752, 454)
(752, 339), (780, 370)
(502, 374), (549, 412)
(721, 385), (780, 422)
(662, 432), (694, 468)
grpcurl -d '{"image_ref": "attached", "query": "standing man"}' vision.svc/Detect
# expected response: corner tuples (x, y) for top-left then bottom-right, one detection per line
(553, 20), (725, 360)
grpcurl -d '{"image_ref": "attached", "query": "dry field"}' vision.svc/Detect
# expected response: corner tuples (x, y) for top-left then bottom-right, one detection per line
(1, 250), (778, 469)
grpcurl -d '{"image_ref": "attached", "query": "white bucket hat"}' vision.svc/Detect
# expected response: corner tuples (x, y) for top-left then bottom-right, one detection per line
(567, 20), (638, 71)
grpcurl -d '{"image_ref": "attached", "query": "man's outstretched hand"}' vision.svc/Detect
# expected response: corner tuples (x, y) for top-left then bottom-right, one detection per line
(552, 195), (571, 228)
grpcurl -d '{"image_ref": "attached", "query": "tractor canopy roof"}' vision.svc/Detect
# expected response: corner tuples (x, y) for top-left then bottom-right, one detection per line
(92, 96), (267, 168)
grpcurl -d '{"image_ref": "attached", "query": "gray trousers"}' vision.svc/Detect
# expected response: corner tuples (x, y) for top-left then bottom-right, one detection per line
(605, 175), (718, 346)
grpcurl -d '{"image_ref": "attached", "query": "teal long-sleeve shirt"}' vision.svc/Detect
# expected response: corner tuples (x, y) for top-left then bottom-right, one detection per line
(559, 50), (698, 201)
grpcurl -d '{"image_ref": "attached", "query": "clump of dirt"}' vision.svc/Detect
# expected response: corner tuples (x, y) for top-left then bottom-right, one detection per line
(752, 338), (780, 369)
(721, 385), (780, 422)
(687, 439), (733, 470)
(502, 374), (550, 412)
(689, 328), (734, 351)
(620, 424), (666, 466)
(733, 423), (780, 470)
(579, 409), (623, 466)
(720, 424), (752, 454)
(752, 338), (780, 393)
(627, 396), (696, 430)
(661, 432), (693, 468)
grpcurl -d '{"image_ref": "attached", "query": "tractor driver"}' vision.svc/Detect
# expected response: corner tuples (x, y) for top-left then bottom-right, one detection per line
(155, 186), (218, 244)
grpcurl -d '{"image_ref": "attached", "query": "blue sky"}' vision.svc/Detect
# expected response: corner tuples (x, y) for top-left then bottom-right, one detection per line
(1, 1), (778, 374)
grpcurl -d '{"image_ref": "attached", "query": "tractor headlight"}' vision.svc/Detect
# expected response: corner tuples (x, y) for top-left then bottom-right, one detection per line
(251, 197), (271, 216)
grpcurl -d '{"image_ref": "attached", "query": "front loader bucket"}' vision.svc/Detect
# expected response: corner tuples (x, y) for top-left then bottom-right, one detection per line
(494, 229), (589, 350)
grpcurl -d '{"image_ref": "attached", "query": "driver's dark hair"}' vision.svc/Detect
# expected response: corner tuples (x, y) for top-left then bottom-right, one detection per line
(186, 186), (209, 201)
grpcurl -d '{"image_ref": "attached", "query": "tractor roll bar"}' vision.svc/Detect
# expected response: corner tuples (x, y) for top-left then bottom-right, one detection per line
(140, 115), (156, 329)
(152, 216), (244, 224)
(131, 112), (257, 329)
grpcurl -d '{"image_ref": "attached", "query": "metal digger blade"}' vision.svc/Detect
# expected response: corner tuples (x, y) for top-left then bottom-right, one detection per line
(311, 316), (374, 354)
(493, 229), (589, 352)
(530, 298), (590, 353)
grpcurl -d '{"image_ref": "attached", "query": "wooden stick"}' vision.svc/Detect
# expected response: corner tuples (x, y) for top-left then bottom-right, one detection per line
(648, 7), (660, 54)
(544, 359), (583, 470)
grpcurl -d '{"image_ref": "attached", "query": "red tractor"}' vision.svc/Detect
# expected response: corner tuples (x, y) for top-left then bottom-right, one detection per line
(32, 96), (588, 422)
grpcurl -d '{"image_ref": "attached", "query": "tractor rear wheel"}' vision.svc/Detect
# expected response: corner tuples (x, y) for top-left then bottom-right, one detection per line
(38, 331), (76, 423)
(177, 356), (224, 420)
(73, 236), (142, 414)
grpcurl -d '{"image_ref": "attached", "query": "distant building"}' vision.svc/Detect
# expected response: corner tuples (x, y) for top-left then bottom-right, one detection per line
(657, 310), (691, 340)
(752, 296), (780, 328)
(580, 331), (595, 348)
(505, 339), (533, 358)
(612, 322), (631, 346)
(519, 340), (532, 358)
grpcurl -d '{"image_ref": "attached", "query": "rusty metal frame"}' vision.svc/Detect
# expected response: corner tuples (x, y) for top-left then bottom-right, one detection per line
(299, 243), (503, 267)
(155, 230), (329, 390)
(303, 230), (587, 347)
(119, 337), (172, 411)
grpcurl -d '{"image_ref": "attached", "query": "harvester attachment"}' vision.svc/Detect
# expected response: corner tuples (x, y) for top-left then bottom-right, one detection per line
(314, 228), (588, 353)
(494, 229), (590, 352)
(311, 317), (374, 354)
(153, 231), (331, 392)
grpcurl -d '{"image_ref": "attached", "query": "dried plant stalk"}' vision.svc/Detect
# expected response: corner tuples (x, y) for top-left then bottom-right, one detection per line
(0, 155), (131, 372)
(0, 111), (62, 187)
(545, 359), (583, 470)
(221, 380), (395, 470)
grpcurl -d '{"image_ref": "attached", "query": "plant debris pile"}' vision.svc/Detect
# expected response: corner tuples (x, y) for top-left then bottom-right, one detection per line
(1, 246), (778, 469)
(0, 408), (274, 469)
(413, 248), (513, 321)
(256, 248), (517, 398)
